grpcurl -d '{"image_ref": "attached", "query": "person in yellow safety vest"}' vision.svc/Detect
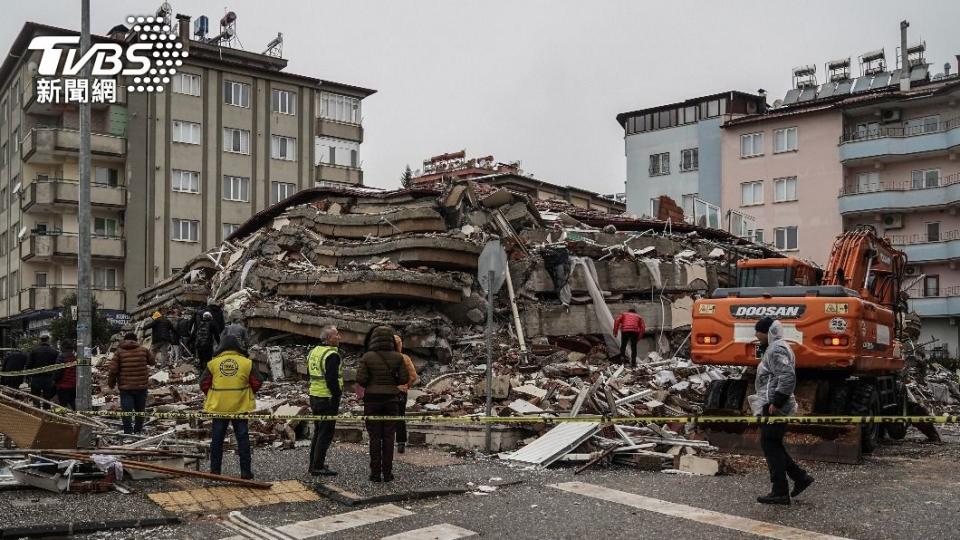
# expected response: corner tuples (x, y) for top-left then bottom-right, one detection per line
(308, 325), (343, 476)
(200, 335), (263, 480)
(393, 334), (418, 454)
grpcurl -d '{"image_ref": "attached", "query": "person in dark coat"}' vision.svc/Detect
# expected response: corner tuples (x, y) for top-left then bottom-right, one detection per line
(1, 348), (28, 389)
(145, 311), (178, 365)
(52, 340), (78, 410)
(217, 312), (249, 355)
(356, 325), (409, 482)
(26, 335), (60, 401)
(192, 311), (219, 368)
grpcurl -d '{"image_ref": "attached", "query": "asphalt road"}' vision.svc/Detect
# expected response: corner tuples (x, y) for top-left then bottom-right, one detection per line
(2, 426), (958, 539)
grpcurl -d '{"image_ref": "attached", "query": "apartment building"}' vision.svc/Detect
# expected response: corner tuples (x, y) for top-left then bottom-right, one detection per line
(838, 73), (960, 356)
(0, 14), (375, 341)
(616, 91), (766, 222)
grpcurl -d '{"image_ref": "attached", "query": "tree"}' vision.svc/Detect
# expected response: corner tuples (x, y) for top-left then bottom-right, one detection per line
(49, 293), (114, 351)
(400, 164), (413, 188)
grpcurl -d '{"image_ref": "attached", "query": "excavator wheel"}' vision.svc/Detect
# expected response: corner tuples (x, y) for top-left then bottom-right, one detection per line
(704, 380), (729, 410)
(849, 382), (881, 453)
(723, 380), (748, 411)
(827, 381), (850, 414)
(884, 383), (909, 441)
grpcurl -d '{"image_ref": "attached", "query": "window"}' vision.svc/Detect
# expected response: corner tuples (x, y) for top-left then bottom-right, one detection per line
(10, 175), (18, 208)
(271, 135), (297, 161)
(0, 99), (5, 130)
(222, 223), (240, 238)
(773, 176), (798, 203)
(905, 115), (940, 135)
(12, 222), (20, 246)
(728, 211), (748, 237)
(927, 222), (940, 242)
(699, 99), (723, 118)
(680, 148), (699, 172)
(272, 89), (296, 115)
(173, 72), (201, 96)
(649, 152), (670, 176)
(856, 172), (880, 193)
(35, 272), (48, 287)
(222, 175), (250, 202)
(0, 189), (6, 210)
(94, 217), (119, 237)
(740, 132), (763, 157)
(681, 105), (697, 124)
(912, 169), (940, 189)
(271, 181), (296, 205)
(774, 127), (798, 153)
(0, 277), (6, 300)
(223, 128), (250, 154)
(774, 226), (798, 251)
(327, 146), (336, 165)
(0, 233), (7, 254)
(350, 149), (358, 168)
(11, 128), (19, 155)
(319, 92), (361, 124)
(748, 229), (764, 244)
(9, 270), (16, 297)
(740, 181), (763, 206)
(224, 81), (250, 107)
(172, 169), (200, 193)
(172, 218), (199, 242)
(924, 275), (940, 297)
(94, 267), (117, 289)
(0, 143), (5, 168)
(172, 120), (201, 144)
(94, 167), (119, 186)
(11, 80), (19, 108)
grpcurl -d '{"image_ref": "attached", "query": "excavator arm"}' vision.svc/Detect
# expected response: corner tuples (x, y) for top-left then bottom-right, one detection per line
(821, 225), (906, 310)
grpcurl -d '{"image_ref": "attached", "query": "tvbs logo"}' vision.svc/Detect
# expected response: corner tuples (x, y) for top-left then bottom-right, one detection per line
(27, 15), (187, 104)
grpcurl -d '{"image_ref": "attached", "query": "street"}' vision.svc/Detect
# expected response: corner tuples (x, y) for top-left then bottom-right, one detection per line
(2, 426), (958, 539)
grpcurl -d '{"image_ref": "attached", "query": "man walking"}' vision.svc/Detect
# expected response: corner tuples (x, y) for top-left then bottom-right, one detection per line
(218, 312), (249, 355)
(307, 326), (342, 476)
(26, 335), (60, 401)
(108, 333), (155, 434)
(751, 317), (814, 505)
(613, 308), (645, 367)
(200, 335), (262, 479)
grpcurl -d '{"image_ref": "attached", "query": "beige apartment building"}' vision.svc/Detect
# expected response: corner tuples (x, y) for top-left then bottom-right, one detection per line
(0, 16), (374, 342)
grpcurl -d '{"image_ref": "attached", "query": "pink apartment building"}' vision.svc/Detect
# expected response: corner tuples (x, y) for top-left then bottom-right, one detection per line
(720, 43), (960, 356)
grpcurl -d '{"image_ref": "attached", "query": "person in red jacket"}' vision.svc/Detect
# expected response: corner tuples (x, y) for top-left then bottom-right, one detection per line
(613, 308), (645, 367)
(52, 340), (77, 410)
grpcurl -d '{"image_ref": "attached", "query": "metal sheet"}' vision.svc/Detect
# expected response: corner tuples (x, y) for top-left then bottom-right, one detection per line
(910, 64), (929, 82)
(798, 86), (818, 102)
(817, 82), (837, 99)
(871, 71), (891, 88)
(781, 88), (801, 105)
(505, 422), (601, 467)
(835, 79), (853, 95)
(851, 76), (872, 93)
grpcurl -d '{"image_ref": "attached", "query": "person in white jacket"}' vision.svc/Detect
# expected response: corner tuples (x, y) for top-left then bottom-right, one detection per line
(751, 317), (814, 505)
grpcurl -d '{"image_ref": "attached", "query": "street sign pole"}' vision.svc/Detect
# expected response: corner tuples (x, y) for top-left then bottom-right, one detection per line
(484, 269), (495, 453)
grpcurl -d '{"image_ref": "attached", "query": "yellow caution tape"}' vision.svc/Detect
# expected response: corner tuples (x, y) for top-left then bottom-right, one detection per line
(50, 408), (960, 425)
(0, 361), (77, 377)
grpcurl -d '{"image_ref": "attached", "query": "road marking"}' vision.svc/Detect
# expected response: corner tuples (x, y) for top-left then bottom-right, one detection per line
(381, 523), (478, 540)
(551, 482), (851, 540)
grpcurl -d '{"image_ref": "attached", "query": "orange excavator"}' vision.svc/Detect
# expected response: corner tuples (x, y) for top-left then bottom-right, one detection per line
(691, 226), (913, 462)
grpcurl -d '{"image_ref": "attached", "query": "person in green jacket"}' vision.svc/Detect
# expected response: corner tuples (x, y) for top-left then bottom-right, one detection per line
(307, 325), (343, 476)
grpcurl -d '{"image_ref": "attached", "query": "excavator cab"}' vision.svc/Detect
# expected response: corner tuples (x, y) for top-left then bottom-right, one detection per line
(736, 258), (822, 288)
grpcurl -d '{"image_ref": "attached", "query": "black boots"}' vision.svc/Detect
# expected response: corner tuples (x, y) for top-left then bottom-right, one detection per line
(397, 443), (406, 454)
(791, 475), (814, 497)
(757, 493), (790, 505)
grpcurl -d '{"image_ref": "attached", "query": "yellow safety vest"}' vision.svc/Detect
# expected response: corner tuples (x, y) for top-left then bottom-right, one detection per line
(204, 351), (256, 413)
(308, 345), (343, 398)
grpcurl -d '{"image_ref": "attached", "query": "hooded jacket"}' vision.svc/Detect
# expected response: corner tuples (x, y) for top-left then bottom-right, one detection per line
(108, 340), (155, 391)
(357, 326), (409, 397)
(750, 320), (798, 416)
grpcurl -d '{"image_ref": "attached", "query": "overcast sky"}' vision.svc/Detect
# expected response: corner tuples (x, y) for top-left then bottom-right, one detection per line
(3, 1), (959, 194)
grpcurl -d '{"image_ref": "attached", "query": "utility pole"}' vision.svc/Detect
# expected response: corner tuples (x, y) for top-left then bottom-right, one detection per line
(75, 0), (93, 431)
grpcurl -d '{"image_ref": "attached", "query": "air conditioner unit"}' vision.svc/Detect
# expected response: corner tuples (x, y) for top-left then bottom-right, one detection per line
(883, 213), (904, 229)
(905, 265), (918, 276)
(880, 108), (902, 124)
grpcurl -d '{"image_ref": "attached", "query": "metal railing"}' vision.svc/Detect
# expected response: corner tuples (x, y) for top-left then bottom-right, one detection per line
(33, 176), (125, 188)
(885, 229), (960, 246)
(840, 116), (960, 143)
(903, 284), (960, 299)
(839, 171), (960, 196)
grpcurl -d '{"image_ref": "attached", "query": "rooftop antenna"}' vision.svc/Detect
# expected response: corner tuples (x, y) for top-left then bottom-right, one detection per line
(262, 32), (283, 57)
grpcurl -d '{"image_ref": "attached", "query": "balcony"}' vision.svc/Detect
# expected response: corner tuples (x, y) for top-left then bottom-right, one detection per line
(21, 285), (125, 311)
(21, 128), (126, 164)
(316, 163), (363, 186)
(315, 117), (363, 142)
(23, 77), (126, 113)
(22, 178), (126, 213)
(885, 229), (960, 263)
(20, 233), (125, 262)
(906, 285), (960, 317)
(838, 117), (960, 162)
(838, 172), (960, 214)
